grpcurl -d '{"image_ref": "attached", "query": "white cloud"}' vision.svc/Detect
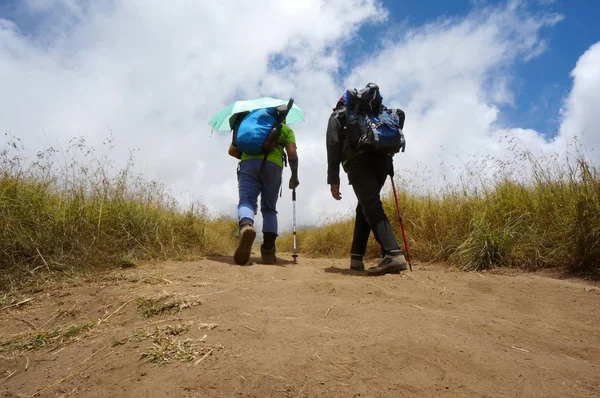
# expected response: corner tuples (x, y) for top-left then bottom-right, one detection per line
(556, 42), (600, 153)
(342, 2), (567, 188)
(0, 0), (386, 233)
(0, 1), (597, 236)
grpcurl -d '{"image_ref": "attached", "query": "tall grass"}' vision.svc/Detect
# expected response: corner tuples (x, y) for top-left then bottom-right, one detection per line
(279, 214), (382, 259)
(280, 140), (600, 278)
(0, 135), (237, 288)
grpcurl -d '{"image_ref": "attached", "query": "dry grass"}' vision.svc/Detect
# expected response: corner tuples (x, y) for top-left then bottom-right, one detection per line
(113, 323), (217, 366)
(280, 215), (381, 259)
(0, 134), (237, 290)
(280, 137), (600, 278)
(0, 320), (95, 352)
(136, 293), (202, 318)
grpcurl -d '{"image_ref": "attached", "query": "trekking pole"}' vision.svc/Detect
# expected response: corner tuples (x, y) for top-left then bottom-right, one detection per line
(292, 188), (298, 264)
(390, 178), (412, 272)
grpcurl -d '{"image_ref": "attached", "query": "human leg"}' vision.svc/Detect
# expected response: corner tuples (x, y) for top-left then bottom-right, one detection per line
(259, 161), (282, 264)
(349, 202), (370, 271)
(347, 154), (400, 254)
(234, 160), (262, 265)
(347, 154), (407, 275)
(367, 155), (408, 275)
(237, 160), (261, 227)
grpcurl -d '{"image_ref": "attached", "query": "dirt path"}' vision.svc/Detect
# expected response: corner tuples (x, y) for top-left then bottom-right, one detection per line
(1, 254), (599, 397)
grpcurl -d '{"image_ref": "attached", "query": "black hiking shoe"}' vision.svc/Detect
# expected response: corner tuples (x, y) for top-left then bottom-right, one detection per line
(350, 258), (365, 271)
(260, 244), (277, 265)
(234, 225), (256, 265)
(367, 255), (408, 276)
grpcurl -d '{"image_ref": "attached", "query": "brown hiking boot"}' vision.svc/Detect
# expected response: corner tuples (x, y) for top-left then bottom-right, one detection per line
(350, 258), (365, 271)
(367, 254), (408, 276)
(234, 225), (256, 265)
(260, 244), (277, 265)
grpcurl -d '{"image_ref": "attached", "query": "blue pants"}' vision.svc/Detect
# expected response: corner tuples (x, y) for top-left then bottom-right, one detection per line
(237, 158), (282, 234)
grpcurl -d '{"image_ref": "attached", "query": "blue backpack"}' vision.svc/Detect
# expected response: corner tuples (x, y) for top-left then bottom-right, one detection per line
(235, 107), (279, 155)
(233, 98), (294, 156)
(351, 109), (406, 154)
(342, 84), (406, 154)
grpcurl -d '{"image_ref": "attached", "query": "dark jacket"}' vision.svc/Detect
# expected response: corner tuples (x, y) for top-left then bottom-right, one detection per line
(326, 106), (361, 185)
(326, 105), (406, 185)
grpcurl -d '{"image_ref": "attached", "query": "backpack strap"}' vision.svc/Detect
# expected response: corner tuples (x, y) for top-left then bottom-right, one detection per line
(258, 98), (294, 189)
(332, 106), (347, 127)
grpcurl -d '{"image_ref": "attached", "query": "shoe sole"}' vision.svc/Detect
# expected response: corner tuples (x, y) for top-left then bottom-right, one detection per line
(234, 228), (256, 265)
(367, 265), (402, 276)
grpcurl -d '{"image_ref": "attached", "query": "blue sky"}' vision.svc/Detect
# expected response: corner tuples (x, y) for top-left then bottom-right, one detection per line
(350, 0), (600, 137)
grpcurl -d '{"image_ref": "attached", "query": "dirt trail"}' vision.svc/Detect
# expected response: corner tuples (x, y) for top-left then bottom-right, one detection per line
(1, 254), (599, 397)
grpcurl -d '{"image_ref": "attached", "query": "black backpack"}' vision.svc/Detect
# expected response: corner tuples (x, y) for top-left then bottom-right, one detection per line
(343, 83), (383, 113)
(341, 84), (406, 154)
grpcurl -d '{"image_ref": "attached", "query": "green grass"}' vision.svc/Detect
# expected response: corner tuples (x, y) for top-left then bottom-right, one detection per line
(280, 140), (600, 278)
(0, 135), (237, 289)
(4, 133), (598, 279)
(0, 321), (95, 352)
(279, 214), (382, 259)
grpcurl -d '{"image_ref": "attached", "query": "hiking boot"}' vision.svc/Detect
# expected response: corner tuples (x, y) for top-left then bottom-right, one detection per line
(350, 258), (365, 271)
(367, 254), (408, 276)
(234, 225), (256, 265)
(260, 244), (277, 265)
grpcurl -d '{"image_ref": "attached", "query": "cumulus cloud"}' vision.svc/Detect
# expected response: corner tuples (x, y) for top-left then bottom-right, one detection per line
(344, 3), (564, 183)
(0, 0), (385, 230)
(557, 42), (600, 153)
(0, 1), (598, 233)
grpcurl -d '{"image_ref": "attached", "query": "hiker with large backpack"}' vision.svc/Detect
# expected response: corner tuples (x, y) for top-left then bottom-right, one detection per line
(228, 100), (299, 266)
(326, 83), (408, 276)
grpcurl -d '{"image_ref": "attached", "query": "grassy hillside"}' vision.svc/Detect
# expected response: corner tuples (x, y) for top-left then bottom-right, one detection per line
(0, 135), (237, 289)
(280, 142), (599, 278)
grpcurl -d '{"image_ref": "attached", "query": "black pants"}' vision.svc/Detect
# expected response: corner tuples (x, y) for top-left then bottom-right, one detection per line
(346, 153), (401, 259)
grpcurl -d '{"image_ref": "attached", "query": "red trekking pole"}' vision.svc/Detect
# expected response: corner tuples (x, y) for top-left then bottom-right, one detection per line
(390, 178), (412, 272)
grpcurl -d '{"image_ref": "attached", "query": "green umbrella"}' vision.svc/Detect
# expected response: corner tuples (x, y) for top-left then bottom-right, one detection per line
(208, 97), (304, 131)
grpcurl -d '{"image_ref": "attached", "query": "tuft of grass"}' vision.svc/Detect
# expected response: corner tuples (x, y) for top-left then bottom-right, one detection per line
(131, 323), (192, 340)
(280, 138), (600, 278)
(100, 271), (173, 285)
(114, 323), (215, 366)
(136, 294), (201, 318)
(0, 321), (95, 352)
(448, 213), (521, 271)
(140, 337), (205, 365)
(120, 254), (137, 268)
(0, 134), (237, 290)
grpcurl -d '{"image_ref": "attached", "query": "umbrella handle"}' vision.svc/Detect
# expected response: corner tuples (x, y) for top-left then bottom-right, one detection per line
(276, 98), (295, 123)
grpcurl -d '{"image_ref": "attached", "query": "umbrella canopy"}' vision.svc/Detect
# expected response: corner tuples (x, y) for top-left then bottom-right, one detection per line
(208, 97), (304, 131)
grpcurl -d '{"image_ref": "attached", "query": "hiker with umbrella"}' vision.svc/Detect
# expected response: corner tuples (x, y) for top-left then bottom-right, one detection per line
(209, 98), (303, 266)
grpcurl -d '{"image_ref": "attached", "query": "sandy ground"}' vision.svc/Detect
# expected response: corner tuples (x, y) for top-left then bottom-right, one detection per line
(1, 253), (599, 398)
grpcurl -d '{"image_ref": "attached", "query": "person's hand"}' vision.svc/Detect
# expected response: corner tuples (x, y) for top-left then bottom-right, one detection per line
(330, 184), (342, 200)
(289, 177), (299, 190)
